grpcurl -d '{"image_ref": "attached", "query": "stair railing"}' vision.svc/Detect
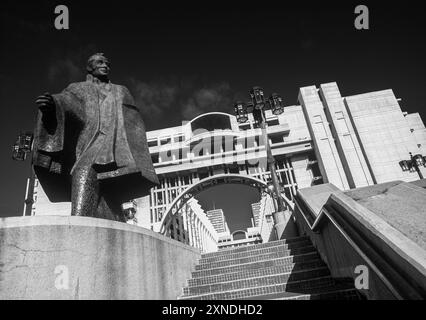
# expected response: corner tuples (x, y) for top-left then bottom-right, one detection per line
(279, 192), (404, 300)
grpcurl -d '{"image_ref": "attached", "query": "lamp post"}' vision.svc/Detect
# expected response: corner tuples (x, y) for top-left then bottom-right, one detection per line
(234, 87), (286, 212)
(399, 152), (426, 180)
(12, 132), (35, 216)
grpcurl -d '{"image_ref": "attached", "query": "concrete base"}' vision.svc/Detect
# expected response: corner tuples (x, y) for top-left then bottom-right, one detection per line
(0, 216), (201, 300)
(273, 210), (298, 240)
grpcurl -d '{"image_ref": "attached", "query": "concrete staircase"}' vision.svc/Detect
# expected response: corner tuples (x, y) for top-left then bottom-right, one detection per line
(179, 236), (364, 300)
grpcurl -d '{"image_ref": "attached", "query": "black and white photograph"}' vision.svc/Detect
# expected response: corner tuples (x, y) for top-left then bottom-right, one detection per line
(0, 0), (425, 306)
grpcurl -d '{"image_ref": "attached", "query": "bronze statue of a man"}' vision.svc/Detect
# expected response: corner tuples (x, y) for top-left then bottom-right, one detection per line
(33, 53), (159, 221)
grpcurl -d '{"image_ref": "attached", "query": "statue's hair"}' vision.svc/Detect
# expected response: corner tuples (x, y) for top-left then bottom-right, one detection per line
(86, 53), (110, 73)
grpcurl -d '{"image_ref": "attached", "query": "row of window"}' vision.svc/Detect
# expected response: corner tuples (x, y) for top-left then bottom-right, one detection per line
(147, 119), (282, 147)
(239, 118), (280, 131)
(148, 135), (185, 147)
(149, 135), (287, 164)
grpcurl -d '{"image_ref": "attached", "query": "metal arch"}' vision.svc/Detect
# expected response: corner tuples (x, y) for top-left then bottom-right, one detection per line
(189, 112), (234, 124)
(159, 173), (270, 234)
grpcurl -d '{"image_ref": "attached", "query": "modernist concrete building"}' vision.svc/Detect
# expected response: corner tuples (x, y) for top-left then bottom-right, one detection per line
(28, 81), (426, 252)
(206, 209), (230, 234)
(251, 202), (261, 227)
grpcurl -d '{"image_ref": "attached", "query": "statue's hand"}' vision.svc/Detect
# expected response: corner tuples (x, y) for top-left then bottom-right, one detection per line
(36, 92), (55, 113)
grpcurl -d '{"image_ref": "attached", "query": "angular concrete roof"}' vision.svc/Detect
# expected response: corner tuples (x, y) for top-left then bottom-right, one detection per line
(344, 180), (426, 251)
(298, 179), (426, 251)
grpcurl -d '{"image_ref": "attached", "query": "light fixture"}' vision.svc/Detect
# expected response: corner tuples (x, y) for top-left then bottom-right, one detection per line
(122, 200), (137, 220)
(268, 93), (284, 115)
(234, 101), (248, 123)
(12, 132), (33, 161)
(250, 86), (266, 110)
(413, 154), (425, 167)
(399, 160), (410, 171)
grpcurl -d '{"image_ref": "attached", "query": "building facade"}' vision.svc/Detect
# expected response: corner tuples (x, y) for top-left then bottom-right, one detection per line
(206, 209), (230, 234)
(250, 202), (261, 227)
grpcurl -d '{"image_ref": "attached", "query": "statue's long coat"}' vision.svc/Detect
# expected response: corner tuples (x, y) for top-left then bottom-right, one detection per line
(33, 76), (159, 202)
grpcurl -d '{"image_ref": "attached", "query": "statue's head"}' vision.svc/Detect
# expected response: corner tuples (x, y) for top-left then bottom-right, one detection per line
(86, 53), (110, 80)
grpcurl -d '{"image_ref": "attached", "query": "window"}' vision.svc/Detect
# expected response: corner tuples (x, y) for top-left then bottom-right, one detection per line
(174, 135), (184, 143)
(148, 139), (158, 147)
(160, 137), (171, 145)
(267, 118), (279, 126)
(151, 153), (159, 163)
(255, 136), (260, 147)
(270, 135), (283, 144)
(183, 176), (191, 185)
(199, 171), (209, 180)
(239, 123), (251, 131)
(229, 166), (239, 174)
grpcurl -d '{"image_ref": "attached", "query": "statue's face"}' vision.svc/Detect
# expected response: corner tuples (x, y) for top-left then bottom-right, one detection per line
(90, 56), (110, 78)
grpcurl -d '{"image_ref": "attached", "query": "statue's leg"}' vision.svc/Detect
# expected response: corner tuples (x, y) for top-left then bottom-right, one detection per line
(71, 165), (99, 217)
(97, 180), (127, 222)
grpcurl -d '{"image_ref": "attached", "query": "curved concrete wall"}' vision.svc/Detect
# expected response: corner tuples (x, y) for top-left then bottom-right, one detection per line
(0, 216), (201, 300)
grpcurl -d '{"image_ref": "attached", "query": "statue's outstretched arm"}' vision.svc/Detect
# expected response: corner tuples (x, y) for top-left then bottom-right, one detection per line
(35, 92), (57, 132)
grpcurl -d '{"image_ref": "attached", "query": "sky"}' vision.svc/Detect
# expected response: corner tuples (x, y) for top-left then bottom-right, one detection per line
(0, 1), (425, 230)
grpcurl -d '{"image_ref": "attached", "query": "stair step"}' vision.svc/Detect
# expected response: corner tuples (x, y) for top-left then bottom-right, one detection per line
(240, 279), (361, 300)
(199, 239), (312, 264)
(272, 289), (364, 300)
(195, 245), (316, 271)
(183, 267), (330, 296)
(192, 252), (321, 278)
(179, 276), (337, 300)
(203, 236), (310, 258)
(188, 259), (327, 287)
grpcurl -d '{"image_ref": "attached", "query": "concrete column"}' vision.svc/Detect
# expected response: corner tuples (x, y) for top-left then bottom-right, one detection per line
(273, 210), (298, 240)
(291, 154), (313, 190)
(182, 206), (189, 245)
(201, 226), (206, 252)
(320, 82), (374, 188)
(172, 215), (178, 240)
(134, 195), (151, 229)
(298, 85), (350, 190)
(286, 158), (297, 196)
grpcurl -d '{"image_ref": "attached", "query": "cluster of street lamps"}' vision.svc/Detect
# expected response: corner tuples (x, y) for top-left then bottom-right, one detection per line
(12, 132), (33, 161)
(233, 87), (286, 212)
(233, 87), (285, 124)
(399, 152), (426, 179)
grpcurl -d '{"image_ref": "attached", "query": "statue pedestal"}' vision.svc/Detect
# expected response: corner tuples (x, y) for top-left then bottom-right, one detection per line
(0, 216), (200, 300)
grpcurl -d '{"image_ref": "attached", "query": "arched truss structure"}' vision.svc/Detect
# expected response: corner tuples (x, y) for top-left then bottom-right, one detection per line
(159, 173), (271, 235)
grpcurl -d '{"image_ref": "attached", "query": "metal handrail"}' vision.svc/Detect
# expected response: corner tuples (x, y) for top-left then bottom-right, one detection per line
(285, 194), (403, 300)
